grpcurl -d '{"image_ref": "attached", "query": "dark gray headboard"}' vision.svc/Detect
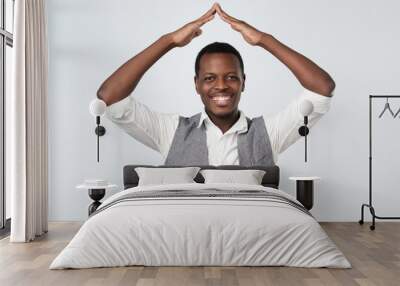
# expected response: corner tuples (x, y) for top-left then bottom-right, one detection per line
(123, 165), (280, 189)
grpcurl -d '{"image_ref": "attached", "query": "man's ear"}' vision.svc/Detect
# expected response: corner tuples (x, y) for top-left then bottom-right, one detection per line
(194, 76), (200, 94)
(241, 74), (246, 92)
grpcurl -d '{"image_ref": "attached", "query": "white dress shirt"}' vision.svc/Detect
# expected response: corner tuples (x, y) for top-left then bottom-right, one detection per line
(105, 88), (332, 165)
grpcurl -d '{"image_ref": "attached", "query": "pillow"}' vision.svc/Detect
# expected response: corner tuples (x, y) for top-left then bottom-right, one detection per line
(135, 167), (201, 186)
(200, 169), (266, 185)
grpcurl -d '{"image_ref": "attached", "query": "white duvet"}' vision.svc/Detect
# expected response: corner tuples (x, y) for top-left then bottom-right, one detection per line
(50, 183), (351, 269)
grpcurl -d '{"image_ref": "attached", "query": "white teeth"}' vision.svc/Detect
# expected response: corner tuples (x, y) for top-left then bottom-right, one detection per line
(212, 96), (231, 106)
(212, 96), (231, 101)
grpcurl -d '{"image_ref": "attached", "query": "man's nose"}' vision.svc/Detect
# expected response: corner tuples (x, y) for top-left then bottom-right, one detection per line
(214, 77), (228, 89)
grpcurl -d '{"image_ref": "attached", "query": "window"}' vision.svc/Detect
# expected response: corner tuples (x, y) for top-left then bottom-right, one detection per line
(5, 0), (13, 33)
(0, 0), (14, 235)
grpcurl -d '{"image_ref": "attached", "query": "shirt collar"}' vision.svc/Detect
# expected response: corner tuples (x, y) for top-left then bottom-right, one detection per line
(197, 109), (248, 134)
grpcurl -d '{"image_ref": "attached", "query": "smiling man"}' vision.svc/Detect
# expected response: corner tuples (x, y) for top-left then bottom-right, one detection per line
(195, 49), (244, 134)
(97, 3), (335, 166)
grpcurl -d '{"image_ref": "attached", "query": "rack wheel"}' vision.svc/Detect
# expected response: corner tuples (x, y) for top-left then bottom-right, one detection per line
(370, 225), (375, 231)
(358, 220), (364, 225)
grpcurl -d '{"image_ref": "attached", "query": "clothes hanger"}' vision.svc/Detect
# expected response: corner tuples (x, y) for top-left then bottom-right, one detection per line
(378, 97), (395, 118)
(394, 106), (400, 118)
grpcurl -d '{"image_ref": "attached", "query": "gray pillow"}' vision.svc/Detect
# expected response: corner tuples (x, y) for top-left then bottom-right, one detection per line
(135, 167), (201, 186)
(200, 169), (266, 185)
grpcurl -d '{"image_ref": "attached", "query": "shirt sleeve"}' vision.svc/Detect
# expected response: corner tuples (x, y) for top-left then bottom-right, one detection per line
(105, 96), (180, 158)
(264, 88), (333, 163)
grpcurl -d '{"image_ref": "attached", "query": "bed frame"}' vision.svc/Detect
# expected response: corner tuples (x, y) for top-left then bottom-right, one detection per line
(123, 165), (280, 189)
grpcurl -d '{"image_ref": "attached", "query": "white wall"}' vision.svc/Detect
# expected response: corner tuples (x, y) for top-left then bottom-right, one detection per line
(47, 0), (400, 221)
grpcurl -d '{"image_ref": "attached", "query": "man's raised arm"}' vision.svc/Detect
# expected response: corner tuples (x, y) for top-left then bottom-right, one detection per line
(97, 4), (217, 106)
(215, 4), (335, 97)
(256, 34), (335, 97)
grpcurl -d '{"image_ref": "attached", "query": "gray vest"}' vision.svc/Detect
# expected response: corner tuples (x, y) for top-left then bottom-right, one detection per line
(164, 113), (274, 167)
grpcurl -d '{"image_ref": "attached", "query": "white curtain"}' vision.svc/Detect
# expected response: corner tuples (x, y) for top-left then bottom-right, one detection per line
(8, 0), (48, 242)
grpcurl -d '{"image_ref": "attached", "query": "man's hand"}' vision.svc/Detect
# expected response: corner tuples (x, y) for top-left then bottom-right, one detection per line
(169, 4), (217, 47)
(216, 4), (263, 46)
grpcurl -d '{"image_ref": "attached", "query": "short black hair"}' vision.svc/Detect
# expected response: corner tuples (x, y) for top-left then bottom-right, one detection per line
(194, 42), (244, 77)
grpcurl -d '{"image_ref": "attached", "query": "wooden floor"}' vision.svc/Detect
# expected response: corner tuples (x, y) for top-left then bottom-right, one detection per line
(0, 222), (399, 286)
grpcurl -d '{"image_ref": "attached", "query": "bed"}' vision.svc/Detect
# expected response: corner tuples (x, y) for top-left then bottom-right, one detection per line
(50, 165), (351, 269)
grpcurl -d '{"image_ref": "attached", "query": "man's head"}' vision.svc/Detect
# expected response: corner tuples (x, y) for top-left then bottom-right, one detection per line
(194, 42), (246, 119)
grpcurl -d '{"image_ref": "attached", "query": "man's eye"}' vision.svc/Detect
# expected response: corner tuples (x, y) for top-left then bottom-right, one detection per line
(228, 76), (238, 80)
(204, 77), (214, 81)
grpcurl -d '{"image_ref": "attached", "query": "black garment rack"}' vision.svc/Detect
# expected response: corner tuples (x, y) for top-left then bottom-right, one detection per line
(359, 95), (400, 230)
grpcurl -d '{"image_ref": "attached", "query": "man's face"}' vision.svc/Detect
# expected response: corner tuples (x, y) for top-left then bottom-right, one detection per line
(195, 53), (245, 118)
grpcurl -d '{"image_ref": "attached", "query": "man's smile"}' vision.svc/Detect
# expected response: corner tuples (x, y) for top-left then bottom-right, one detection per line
(209, 92), (234, 106)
